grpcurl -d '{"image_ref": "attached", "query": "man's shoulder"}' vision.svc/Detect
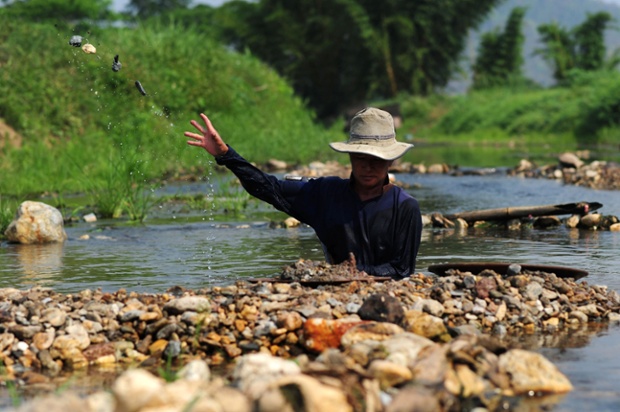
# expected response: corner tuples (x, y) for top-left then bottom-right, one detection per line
(305, 175), (349, 187)
(391, 186), (420, 208)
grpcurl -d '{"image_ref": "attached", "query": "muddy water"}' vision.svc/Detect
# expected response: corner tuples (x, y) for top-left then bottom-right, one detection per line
(1, 172), (620, 409)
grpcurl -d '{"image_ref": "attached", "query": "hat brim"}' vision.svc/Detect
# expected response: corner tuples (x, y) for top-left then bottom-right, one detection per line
(329, 141), (413, 161)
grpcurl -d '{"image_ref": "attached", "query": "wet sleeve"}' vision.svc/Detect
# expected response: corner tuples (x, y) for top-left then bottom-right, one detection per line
(215, 146), (304, 216)
(358, 198), (423, 279)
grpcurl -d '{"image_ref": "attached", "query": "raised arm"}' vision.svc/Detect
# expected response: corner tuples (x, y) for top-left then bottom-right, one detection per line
(184, 113), (307, 217)
(184, 113), (229, 157)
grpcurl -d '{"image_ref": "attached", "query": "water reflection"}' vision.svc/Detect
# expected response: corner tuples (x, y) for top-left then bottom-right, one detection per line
(14, 243), (64, 288)
(540, 324), (620, 411)
(0, 223), (326, 293)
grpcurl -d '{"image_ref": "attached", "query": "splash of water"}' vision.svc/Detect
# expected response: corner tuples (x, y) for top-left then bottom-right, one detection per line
(202, 159), (217, 273)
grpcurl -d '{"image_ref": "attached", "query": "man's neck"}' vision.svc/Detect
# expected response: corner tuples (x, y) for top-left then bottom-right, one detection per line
(353, 179), (393, 202)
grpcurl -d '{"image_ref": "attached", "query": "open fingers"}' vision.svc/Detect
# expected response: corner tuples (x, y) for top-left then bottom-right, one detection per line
(187, 114), (216, 136)
(189, 119), (205, 135)
(185, 113), (227, 155)
(184, 131), (203, 141)
(184, 132), (204, 147)
(199, 113), (219, 137)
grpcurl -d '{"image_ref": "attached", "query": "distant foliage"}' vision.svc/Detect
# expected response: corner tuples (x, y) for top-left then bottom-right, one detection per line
(204, 0), (503, 119)
(0, 0), (113, 21)
(126, 0), (191, 18)
(0, 17), (339, 198)
(535, 12), (617, 83)
(432, 70), (620, 143)
(472, 7), (527, 90)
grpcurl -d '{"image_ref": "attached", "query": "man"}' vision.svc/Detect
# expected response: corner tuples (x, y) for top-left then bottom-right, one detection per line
(184, 107), (422, 279)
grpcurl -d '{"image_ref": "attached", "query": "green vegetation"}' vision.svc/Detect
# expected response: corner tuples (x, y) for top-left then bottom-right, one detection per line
(201, 0), (504, 118)
(418, 71), (620, 146)
(3, 1), (620, 235)
(0, 197), (17, 237)
(0, 17), (341, 230)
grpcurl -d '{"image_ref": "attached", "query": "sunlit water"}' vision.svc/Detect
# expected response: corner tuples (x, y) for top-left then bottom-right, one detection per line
(1, 172), (620, 410)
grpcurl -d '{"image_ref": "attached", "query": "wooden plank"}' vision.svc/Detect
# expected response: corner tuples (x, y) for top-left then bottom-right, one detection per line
(444, 202), (602, 223)
(247, 276), (391, 286)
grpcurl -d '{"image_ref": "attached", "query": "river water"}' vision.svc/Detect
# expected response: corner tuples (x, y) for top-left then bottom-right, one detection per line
(1, 171), (620, 410)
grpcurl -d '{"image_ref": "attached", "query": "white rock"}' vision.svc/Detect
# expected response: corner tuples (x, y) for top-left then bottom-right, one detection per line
(258, 374), (352, 412)
(65, 323), (91, 350)
(4, 201), (67, 244)
(498, 349), (573, 394)
(83, 213), (97, 223)
(177, 359), (210, 382)
(232, 353), (301, 398)
(82, 43), (97, 54)
(163, 296), (211, 314)
(112, 369), (164, 412)
(382, 333), (436, 367)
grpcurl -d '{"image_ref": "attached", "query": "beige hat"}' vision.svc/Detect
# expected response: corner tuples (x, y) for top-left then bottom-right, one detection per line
(329, 107), (413, 161)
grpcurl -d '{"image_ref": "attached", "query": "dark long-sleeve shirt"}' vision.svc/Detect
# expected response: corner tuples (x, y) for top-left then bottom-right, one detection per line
(216, 146), (422, 279)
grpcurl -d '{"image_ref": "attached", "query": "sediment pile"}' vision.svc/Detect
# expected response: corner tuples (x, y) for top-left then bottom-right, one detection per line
(3, 259), (620, 411)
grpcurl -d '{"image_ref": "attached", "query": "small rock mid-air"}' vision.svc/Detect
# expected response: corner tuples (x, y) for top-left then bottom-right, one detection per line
(112, 55), (122, 72)
(135, 80), (147, 96)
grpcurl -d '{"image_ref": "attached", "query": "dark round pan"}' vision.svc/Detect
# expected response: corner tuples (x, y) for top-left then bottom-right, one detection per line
(427, 262), (588, 280)
(247, 276), (392, 286)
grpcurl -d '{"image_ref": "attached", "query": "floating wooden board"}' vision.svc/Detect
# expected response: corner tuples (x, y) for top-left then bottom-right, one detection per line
(427, 262), (588, 280)
(444, 201), (602, 223)
(247, 276), (392, 286)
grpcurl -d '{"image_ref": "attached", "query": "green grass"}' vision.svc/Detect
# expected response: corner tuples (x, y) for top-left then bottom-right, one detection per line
(3, 18), (620, 231)
(394, 72), (620, 166)
(0, 18), (341, 224)
(0, 196), (17, 236)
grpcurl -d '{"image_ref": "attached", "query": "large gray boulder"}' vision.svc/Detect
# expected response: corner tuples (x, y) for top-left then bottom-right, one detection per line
(4, 201), (67, 244)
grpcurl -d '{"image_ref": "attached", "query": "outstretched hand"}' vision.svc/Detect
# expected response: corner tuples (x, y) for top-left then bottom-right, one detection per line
(184, 113), (229, 157)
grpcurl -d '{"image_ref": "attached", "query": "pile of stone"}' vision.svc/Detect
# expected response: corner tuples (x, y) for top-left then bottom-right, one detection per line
(509, 153), (620, 191)
(282, 150), (620, 192)
(3, 259), (620, 411)
(423, 210), (620, 231)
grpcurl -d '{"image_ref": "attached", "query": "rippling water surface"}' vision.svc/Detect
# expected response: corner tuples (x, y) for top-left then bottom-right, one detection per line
(1, 172), (620, 410)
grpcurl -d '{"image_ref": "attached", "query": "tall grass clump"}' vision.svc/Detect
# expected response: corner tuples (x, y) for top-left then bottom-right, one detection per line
(566, 70), (620, 143)
(0, 196), (17, 236)
(431, 87), (581, 137)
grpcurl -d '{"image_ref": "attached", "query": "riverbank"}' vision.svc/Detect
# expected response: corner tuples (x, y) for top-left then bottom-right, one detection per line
(279, 151), (620, 191)
(3, 259), (620, 411)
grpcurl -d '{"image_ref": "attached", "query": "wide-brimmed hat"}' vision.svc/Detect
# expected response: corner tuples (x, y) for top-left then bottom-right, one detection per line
(329, 107), (413, 161)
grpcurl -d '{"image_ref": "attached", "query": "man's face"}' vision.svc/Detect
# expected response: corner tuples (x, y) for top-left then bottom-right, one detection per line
(349, 153), (392, 189)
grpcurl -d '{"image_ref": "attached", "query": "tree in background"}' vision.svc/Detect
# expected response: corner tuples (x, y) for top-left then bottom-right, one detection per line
(0, 0), (112, 21)
(472, 7), (527, 89)
(574, 12), (615, 71)
(536, 12), (616, 83)
(207, 0), (503, 120)
(127, 0), (191, 18)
